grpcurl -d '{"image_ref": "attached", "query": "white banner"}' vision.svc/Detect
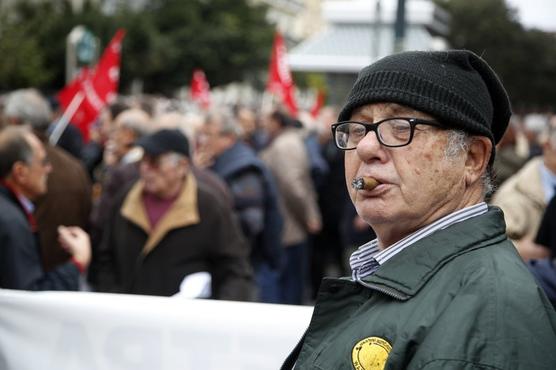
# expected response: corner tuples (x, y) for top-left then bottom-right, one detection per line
(0, 289), (312, 370)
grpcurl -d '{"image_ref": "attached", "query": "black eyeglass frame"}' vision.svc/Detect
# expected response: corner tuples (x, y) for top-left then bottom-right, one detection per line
(331, 117), (443, 150)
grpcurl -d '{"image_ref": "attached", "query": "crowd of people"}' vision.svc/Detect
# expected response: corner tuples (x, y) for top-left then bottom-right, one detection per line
(0, 88), (375, 304)
(1, 74), (556, 308)
(3, 48), (556, 368)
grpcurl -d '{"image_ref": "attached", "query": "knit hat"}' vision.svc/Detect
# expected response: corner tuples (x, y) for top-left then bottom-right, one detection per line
(338, 50), (512, 162)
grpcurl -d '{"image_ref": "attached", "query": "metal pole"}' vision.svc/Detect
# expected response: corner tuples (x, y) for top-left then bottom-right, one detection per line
(374, 0), (381, 60)
(49, 92), (84, 146)
(394, 0), (406, 52)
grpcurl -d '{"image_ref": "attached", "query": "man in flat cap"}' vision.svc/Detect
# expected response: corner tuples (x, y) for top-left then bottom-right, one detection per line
(281, 50), (556, 369)
(95, 129), (253, 300)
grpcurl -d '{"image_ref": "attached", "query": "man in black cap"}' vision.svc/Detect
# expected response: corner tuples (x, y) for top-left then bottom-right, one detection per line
(95, 129), (253, 300)
(282, 50), (556, 369)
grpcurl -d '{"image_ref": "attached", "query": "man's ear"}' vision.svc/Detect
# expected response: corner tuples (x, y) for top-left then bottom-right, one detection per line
(10, 161), (29, 185)
(465, 136), (492, 186)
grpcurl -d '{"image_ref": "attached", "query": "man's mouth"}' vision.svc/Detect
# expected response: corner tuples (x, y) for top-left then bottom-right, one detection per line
(351, 176), (380, 191)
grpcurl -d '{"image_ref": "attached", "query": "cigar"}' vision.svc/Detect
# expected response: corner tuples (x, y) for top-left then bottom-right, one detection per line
(351, 176), (380, 191)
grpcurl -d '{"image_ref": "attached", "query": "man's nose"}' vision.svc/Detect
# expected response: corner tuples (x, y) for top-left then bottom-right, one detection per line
(356, 129), (384, 160)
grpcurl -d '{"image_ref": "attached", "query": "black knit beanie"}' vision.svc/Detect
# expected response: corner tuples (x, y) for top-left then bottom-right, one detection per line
(338, 50), (512, 162)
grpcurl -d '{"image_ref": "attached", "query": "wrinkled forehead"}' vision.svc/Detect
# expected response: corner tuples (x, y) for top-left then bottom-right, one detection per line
(350, 102), (437, 122)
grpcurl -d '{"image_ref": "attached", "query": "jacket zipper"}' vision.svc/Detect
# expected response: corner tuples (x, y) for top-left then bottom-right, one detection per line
(358, 279), (410, 300)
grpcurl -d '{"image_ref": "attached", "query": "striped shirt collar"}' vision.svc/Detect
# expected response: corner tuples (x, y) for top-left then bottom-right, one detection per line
(350, 202), (489, 281)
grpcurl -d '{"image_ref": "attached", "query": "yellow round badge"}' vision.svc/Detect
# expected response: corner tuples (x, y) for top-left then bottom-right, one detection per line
(352, 336), (392, 370)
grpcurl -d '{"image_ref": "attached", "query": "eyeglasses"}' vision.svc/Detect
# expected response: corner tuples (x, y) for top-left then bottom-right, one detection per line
(331, 117), (443, 150)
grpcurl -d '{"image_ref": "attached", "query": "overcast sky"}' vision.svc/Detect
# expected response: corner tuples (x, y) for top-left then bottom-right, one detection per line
(505, 0), (556, 32)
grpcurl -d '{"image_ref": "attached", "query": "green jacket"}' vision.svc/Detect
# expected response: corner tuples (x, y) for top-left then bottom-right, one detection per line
(292, 207), (556, 369)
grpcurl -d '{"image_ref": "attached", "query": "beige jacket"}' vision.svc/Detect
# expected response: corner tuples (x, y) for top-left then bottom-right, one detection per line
(260, 128), (321, 246)
(491, 156), (547, 241)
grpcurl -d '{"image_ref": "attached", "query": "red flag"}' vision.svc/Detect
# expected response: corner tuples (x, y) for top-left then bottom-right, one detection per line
(57, 67), (96, 136)
(57, 29), (125, 141)
(190, 69), (211, 109)
(310, 90), (325, 118)
(267, 32), (298, 117)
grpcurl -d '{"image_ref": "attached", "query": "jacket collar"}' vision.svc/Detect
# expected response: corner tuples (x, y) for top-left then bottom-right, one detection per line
(212, 141), (260, 178)
(120, 174), (200, 255)
(359, 207), (508, 300)
(0, 182), (37, 231)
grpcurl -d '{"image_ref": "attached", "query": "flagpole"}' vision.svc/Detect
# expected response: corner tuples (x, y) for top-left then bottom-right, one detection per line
(49, 91), (84, 146)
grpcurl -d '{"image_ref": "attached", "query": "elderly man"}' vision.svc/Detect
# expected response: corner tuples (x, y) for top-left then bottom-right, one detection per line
(281, 50), (556, 369)
(95, 129), (253, 299)
(4, 89), (92, 272)
(0, 126), (91, 290)
(105, 108), (151, 166)
(197, 109), (283, 303)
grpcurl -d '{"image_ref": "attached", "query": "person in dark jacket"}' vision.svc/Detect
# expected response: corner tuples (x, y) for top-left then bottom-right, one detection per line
(282, 50), (556, 370)
(95, 129), (253, 300)
(0, 126), (91, 290)
(4, 89), (92, 272)
(528, 194), (556, 307)
(197, 109), (284, 303)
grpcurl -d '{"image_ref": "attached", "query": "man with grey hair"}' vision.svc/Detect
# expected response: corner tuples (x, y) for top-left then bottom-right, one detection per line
(196, 109), (284, 303)
(4, 89), (53, 132)
(3, 89), (92, 272)
(105, 108), (151, 166)
(0, 126), (91, 290)
(282, 50), (556, 369)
